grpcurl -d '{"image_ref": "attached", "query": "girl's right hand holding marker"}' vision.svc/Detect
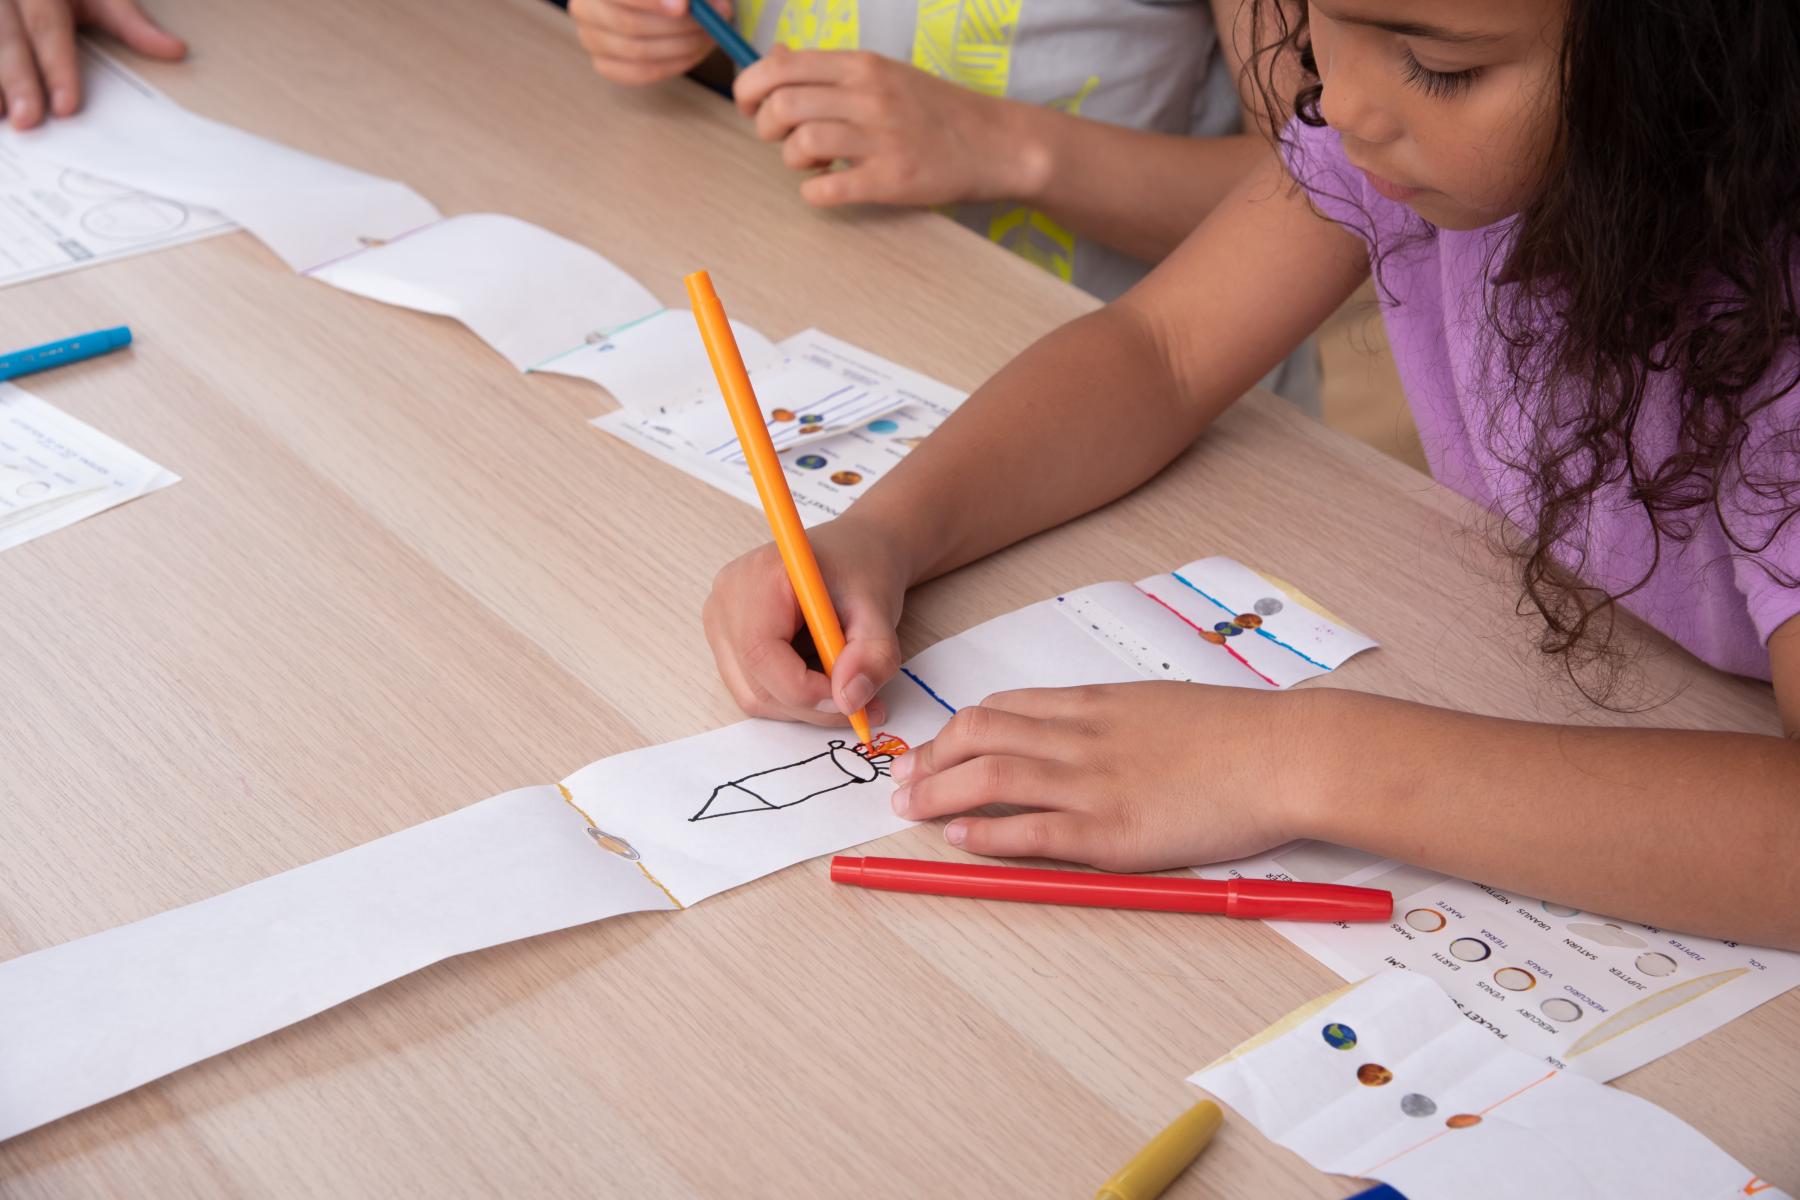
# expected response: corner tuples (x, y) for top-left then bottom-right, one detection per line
(569, 0), (725, 86)
(703, 513), (909, 730)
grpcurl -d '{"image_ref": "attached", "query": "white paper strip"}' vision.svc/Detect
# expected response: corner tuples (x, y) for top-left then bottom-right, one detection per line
(0, 787), (676, 1141)
(309, 214), (663, 369)
(535, 307), (780, 413)
(0, 560), (1375, 1141)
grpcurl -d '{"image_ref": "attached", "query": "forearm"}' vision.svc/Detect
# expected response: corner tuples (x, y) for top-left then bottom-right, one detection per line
(1294, 690), (1800, 949)
(846, 304), (1209, 584)
(1007, 106), (1273, 264)
(847, 156), (1369, 588)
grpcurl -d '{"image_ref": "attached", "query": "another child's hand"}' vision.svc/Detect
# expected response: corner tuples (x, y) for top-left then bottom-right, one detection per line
(702, 515), (909, 729)
(570, 0), (727, 87)
(0, 0), (184, 130)
(890, 682), (1324, 872)
(732, 47), (1040, 208)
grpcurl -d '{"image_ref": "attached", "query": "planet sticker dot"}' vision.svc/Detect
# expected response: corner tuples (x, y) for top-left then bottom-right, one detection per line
(1400, 1094), (1437, 1118)
(801, 425), (828, 435)
(795, 454), (827, 470)
(798, 413), (824, 424)
(1356, 1063), (1392, 1087)
(1236, 613), (1263, 629)
(1200, 630), (1227, 645)
(770, 407), (796, 422)
(1446, 1114), (1482, 1130)
(1214, 621), (1243, 637)
(1253, 597), (1283, 616)
(866, 418), (899, 433)
(829, 471), (863, 486)
(1321, 1022), (1357, 1050)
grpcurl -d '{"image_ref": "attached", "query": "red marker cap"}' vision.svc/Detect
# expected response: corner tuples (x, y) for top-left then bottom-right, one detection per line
(829, 856), (1391, 923)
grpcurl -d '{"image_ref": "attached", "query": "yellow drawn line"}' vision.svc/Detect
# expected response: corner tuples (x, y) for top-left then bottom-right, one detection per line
(558, 785), (686, 910)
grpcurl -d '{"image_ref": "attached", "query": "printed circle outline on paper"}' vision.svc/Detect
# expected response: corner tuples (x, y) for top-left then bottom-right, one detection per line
(1449, 937), (1492, 962)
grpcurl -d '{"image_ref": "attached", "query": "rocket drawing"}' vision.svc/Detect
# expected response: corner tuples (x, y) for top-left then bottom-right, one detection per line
(690, 739), (898, 822)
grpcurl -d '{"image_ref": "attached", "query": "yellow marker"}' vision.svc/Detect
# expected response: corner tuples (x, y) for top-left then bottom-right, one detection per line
(1096, 1101), (1223, 1200)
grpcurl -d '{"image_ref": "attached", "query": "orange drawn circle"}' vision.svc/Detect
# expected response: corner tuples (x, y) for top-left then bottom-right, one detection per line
(1446, 1114), (1482, 1129)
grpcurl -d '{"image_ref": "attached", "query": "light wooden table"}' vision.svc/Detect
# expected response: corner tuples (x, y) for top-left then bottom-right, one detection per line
(1, 0), (1793, 1194)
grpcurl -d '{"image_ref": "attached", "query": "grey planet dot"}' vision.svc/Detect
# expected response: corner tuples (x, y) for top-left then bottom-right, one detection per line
(1400, 1093), (1437, 1118)
(1254, 597), (1284, 616)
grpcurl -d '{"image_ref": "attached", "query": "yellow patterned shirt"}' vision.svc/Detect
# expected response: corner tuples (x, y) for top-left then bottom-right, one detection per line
(735, 0), (1240, 303)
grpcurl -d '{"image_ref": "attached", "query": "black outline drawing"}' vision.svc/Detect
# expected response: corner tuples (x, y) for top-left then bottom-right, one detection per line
(690, 739), (896, 822)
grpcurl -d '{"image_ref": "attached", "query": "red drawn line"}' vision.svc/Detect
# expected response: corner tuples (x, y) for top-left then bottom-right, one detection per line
(1134, 586), (1280, 688)
(1477, 1069), (1558, 1116)
(1356, 1069), (1559, 1177)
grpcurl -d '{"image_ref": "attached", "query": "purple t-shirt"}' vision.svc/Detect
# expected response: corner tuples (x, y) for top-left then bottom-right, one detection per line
(1285, 118), (1800, 681)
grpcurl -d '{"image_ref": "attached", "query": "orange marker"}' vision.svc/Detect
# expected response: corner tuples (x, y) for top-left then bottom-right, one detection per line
(686, 270), (874, 746)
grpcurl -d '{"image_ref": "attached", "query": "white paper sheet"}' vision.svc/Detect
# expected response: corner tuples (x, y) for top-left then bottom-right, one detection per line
(0, 557), (1374, 1141)
(1190, 972), (1791, 1200)
(596, 328), (968, 523)
(308, 214), (663, 369)
(1, 48), (439, 271)
(0, 143), (233, 287)
(534, 307), (780, 413)
(0, 787), (678, 1142)
(0, 384), (178, 550)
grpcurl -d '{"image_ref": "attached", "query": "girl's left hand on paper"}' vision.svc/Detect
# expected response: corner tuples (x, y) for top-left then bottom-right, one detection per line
(732, 46), (1042, 208)
(0, 0), (185, 130)
(889, 681), (1329, 872)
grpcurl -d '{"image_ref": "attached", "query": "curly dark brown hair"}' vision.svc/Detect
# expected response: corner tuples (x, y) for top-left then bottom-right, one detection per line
(1246, 0), (1800, 695)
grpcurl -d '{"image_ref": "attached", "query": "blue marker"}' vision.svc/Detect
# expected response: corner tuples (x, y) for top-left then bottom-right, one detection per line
(0, 326), (133, 382)
(688, 0), (760, 69)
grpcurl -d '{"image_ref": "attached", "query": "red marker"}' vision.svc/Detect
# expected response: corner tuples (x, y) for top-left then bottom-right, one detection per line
(829, 856), (1392, 923)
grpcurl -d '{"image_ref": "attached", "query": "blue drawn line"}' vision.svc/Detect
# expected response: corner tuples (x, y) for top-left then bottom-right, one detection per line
(900, 667), (958, 715)
(1167, 570), (1330, 671)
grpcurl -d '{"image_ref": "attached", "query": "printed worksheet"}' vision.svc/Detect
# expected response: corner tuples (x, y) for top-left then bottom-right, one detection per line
(595, 329), (968, 523)
(1196, 842), (1800, 1080)
(0, 145), (233, 287)
(0, 384), (178, 551)
(1191, 972), (1791, 1200)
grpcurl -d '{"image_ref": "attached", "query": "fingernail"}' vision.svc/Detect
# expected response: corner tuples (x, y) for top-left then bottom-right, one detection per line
(944, 821), (967, 846)
(890, 785), (910, 817)
(840, 674), (875, 713)
(889, 754), (914, 782)
(814, 698), (842, 713)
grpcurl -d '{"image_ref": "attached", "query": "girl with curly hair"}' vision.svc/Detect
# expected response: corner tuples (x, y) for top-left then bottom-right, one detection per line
(703, 0), (1800, 949)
